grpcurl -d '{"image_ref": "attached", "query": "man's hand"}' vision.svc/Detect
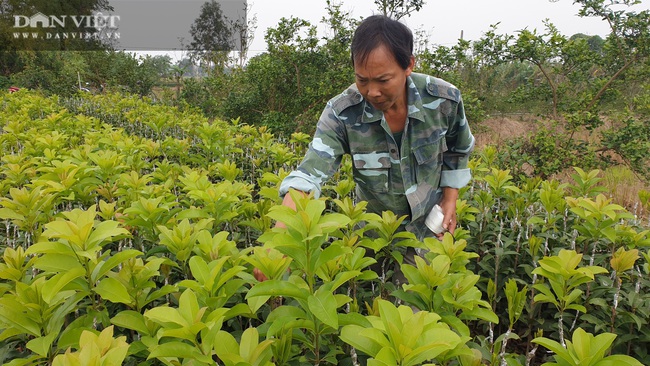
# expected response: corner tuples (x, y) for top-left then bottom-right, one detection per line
(437, 187), (459, 239)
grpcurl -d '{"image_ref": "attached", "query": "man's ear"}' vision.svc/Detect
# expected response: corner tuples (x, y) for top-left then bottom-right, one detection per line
(406, 55), (415, 75)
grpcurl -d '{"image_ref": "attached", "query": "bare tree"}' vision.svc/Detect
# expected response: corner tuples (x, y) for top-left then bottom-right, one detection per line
(374, 0), (425, 20)
(227, 2), (257, 67)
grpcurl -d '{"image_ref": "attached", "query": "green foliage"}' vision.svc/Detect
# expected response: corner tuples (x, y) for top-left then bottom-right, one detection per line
(601, 116), (650, 180)
(5, 50), (163, 97)
(220, 3), (357, 136)
(189, 0), (234, 61)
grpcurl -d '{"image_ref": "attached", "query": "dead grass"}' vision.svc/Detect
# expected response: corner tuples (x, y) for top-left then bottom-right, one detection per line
(601, 166), (649, 217)
(474, 114), (540, 148)
(474, 114), (650, 216)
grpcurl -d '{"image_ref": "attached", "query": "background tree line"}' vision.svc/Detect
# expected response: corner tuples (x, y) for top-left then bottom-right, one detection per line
(1, 0), (649, 181)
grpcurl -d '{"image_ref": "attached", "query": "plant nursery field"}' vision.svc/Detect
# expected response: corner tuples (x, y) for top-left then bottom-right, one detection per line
(0, 90), (649, 366)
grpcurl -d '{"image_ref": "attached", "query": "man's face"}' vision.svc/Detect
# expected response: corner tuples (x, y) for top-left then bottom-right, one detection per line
(354, 44), (414, 112)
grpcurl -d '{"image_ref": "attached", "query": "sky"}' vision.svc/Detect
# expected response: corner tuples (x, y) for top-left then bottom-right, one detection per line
(248, 0), (641, 48)
(144, 0), (650, 62)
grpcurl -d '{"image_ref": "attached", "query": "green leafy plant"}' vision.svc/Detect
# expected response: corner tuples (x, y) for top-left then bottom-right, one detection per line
(52, 326), (129, 366)
(340, 299), (468, 366)
(177, 255), (248, 310)
(25, 205), (132, 313)
(213, 327), (275, 366)
(532, 249), (608, 345)
(96, 256), (177, 312)
(245, 190), (361, 364)
(496, 279), (528, 365)
(532, 327), (643, 366)
(394, 234), (497, 338)
(0, 270), (86, 364)
(0, 186), (56, 246)
(144, 289), (245, 365)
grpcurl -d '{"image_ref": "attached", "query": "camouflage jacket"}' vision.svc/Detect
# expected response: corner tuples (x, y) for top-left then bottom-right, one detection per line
(280, 73), (475, 240)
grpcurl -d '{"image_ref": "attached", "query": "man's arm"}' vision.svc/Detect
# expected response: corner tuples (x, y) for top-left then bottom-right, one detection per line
(438, 97), (475, 237)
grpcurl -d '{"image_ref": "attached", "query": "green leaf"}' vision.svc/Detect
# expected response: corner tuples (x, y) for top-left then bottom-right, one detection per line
(266, 205), (305, 235)
(178, 289), (202, 326)
(267, 305), (307, 323)
(313, 244), (344, 272)
(461, 307), (499, 323)
(246, 280), (308, 300)
(532, 336), (573, 364)
(307, 291), (338, 329)
(573, 328), (615, 362)
(374, 347), (398, 365)
(0, 207), (24, 221)
(566, 304), (587, 313)
(143, 285), (178, 308)
(596, 355), (644, 366)
(86, 220), (130, 249)
(145, 307), (187, 328)
(102, 342), (130, 366)
(111, 311), (151, 336)
(321, 270), (363, 293)
(247, 295), (270, 314)
(318, 213), (351, 233)
(5, 355), (45, 366)
(0, 299), (42, 337)
(96, 277), (132, 305)
(213, 330), (242, 361)
(42, 267), (85, 305)
(25, 240), (72, 258)
(403, 336), (460, 366)
(187, 256), (212, 286)
(340, 325), (384, 357)
(32, 253), (83, 272)
(441, 314), (470, 338)
(378, 300), (403, 346)
(91, 249), (142, 283)
(199, 320), (224, 356)
(239, 327), (259, 361)
(224, 303), (254, 320)
(338, 312), (373, 327)
(57, 318), (90, 351)
(26, 332), (57, 358)
(148, 341), (212, 363)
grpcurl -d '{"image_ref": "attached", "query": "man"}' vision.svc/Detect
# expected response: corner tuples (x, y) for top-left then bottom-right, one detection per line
(257, 15), (474, 280)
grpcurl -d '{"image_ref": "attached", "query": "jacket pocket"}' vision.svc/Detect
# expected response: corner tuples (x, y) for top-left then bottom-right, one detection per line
(413, 135), (447, 185)
(352, 151), (391, 193)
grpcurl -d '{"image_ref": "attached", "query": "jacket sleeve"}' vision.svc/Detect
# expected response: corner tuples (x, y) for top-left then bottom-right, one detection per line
(440, 97), (475, 188)
(279, 102), (348, 198)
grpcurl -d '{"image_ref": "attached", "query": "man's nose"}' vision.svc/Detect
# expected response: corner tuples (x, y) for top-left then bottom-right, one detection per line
(367, 83), (381, 98)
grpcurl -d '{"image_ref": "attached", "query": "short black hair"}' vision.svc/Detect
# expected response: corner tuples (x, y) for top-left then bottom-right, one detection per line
(351, 15), (413, 70)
